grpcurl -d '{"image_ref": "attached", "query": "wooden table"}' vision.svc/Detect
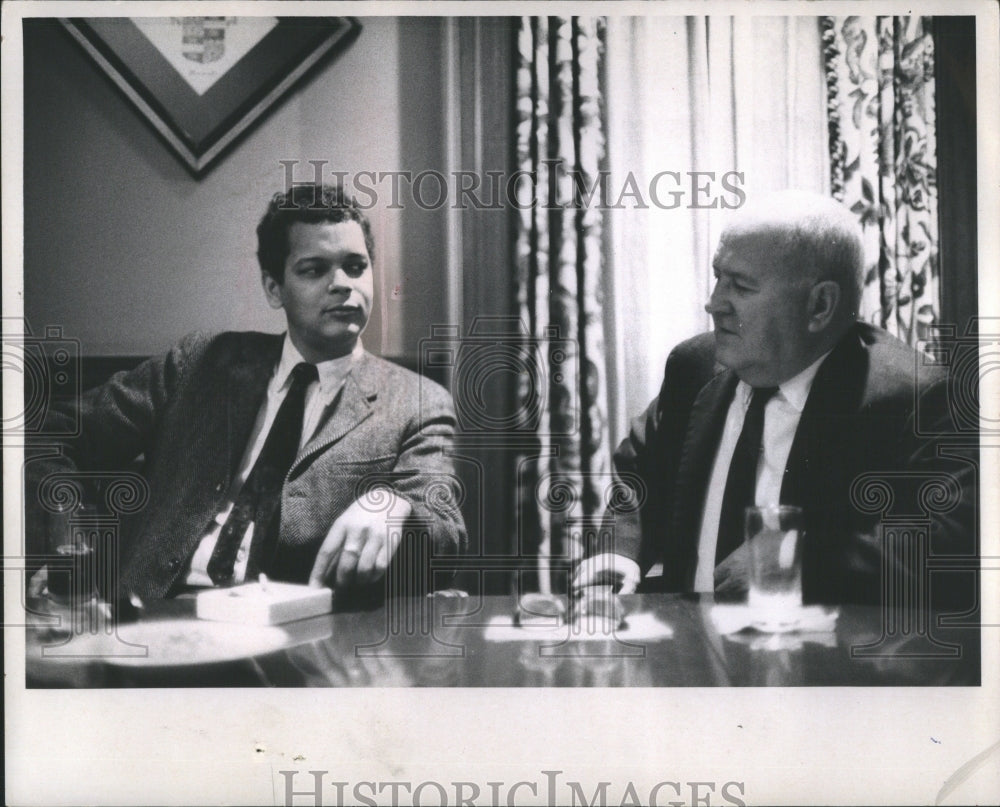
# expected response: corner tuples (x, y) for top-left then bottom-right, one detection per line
(24, 593), (980, 687)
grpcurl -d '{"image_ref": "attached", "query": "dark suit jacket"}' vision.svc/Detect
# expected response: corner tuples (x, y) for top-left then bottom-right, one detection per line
(26, 332), (467, 600)
(599, 323), (976, 606)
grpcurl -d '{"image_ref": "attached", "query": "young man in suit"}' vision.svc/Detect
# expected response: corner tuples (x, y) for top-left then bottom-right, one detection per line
(28, 184), (466, 603)
(575, 191), (974, 607)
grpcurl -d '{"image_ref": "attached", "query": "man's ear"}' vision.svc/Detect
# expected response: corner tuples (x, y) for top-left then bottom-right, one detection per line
(806, 280), (841, 333)
(261, 272), (284, 310)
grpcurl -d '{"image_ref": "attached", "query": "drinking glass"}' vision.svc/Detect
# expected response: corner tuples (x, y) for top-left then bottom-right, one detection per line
(46, 502), (98, 605)
(745, 505), (804, 622)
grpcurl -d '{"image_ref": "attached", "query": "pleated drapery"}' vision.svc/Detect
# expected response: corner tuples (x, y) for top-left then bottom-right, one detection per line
(823, 15), (940, 346)
(603, 16), (829, 431)
(514, 16), (611, 590)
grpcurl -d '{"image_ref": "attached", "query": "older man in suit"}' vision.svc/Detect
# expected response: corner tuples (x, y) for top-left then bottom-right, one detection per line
(575, 191), (974, 607)
(28, 184), (466, 603)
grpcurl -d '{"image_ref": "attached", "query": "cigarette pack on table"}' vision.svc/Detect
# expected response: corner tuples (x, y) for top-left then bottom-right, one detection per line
(195, 581), (332, 625)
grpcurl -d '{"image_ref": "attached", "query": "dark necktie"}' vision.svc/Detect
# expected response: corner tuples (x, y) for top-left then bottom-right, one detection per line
(715, 386), (778, 567)
(207, 362), (318, 585)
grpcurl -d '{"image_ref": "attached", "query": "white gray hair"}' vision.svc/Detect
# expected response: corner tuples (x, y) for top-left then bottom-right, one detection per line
(723, 190), (865, 319)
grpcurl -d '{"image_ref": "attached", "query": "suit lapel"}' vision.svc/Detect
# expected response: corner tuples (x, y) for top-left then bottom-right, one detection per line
(226, 335), (283, 477)
(781, 327), (867, 506)
(669, 370), (738, 588)
(290, 352), (378, 473)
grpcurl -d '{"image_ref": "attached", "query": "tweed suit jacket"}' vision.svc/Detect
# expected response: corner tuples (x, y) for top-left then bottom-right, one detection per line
(597, 323), (976, 607)
(27, 331), (467, 600)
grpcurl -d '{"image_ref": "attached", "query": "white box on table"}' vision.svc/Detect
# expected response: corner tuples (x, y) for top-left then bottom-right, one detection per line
(195, 581), (333, 625)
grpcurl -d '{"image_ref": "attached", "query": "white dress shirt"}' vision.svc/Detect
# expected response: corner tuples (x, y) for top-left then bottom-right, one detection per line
(183, 336), (363, 586)
(692, 351), (831, 592)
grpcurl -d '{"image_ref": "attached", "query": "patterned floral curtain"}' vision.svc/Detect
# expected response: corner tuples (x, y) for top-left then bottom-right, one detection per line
(514, 16), (610, 592)
(822, 15), (940, 346)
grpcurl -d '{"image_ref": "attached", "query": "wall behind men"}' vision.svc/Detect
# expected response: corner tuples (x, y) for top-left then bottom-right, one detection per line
(23, 17), (455, 359)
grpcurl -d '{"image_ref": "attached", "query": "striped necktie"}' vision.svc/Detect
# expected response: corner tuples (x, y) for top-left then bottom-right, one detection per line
(207, 361), (318, 585)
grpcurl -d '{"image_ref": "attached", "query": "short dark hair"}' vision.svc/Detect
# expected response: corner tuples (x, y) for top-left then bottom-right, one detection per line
(256, 184), (375, 282)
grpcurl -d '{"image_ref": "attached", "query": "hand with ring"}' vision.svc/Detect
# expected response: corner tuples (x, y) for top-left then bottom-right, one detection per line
(308, 495), (412, 588)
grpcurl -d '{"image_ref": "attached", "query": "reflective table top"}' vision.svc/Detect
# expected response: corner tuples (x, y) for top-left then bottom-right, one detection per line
(24, 592), (981, 687)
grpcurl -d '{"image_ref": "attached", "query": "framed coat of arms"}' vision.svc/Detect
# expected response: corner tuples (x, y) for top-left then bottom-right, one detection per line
(61, 16), (361, 175)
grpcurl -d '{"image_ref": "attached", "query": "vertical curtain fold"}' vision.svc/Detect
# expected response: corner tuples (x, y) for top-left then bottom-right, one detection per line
(824, 15), (940, 346)
(604, 16), (829, 426)
(515, 16), (610, 590)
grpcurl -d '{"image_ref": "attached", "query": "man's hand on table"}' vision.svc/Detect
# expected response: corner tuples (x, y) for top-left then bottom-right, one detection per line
(572, 553), (641, 594)
(713, 544), (750, 597)
(308, 494), (412, 589)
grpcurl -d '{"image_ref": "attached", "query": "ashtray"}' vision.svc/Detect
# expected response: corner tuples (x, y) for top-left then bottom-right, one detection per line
(514, 593), (567, 627)
(572, 585), (628, 631)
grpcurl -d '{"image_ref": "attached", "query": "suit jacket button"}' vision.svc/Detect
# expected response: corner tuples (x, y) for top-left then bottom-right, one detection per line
(215, 482), (225, 492)
(166, 558), (181, 572)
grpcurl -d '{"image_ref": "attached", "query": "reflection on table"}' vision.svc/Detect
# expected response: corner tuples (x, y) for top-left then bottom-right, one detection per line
(24, 593), (980, 688)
